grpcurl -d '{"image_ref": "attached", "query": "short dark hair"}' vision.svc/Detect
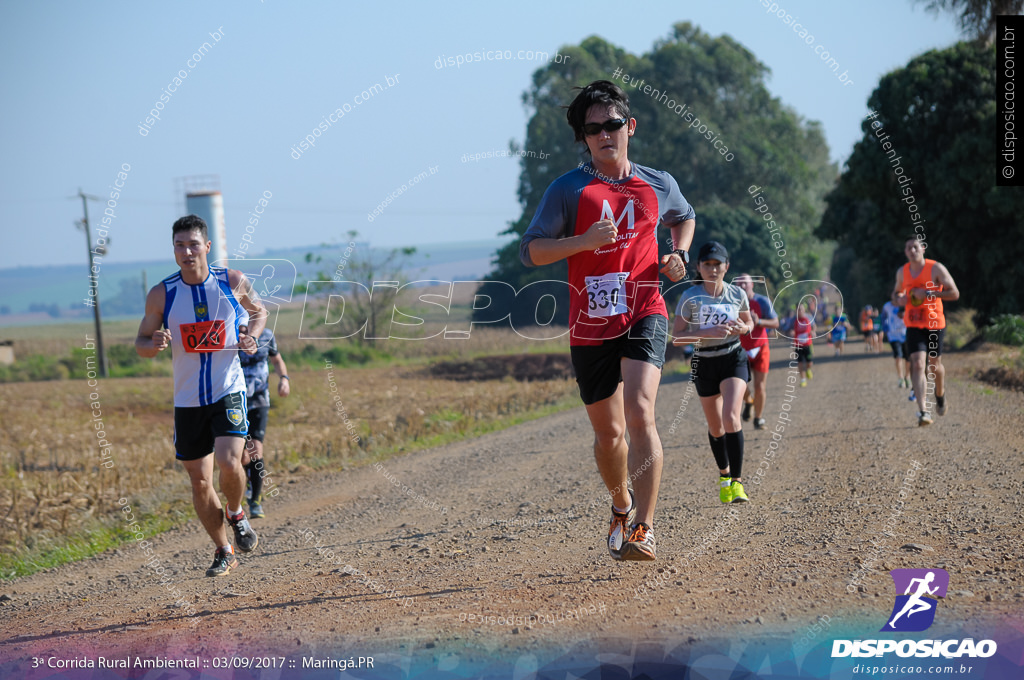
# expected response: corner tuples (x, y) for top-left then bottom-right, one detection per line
(565, 80), (631, 146)
(172, 214), (209, 240)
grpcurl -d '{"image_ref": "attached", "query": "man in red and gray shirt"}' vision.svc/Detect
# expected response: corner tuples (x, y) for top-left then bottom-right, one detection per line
(520, 80), (695, 561)
(735, 274), (779, 430)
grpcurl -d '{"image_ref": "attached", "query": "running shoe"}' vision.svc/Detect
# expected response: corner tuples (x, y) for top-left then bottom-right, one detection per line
(806, 368), (813, 380)
(753, 417), (766, 430)
(918, 411), (933, 426)
(897, 379), (904, 388)
(730, 481), (749, 503)
(742, 401), (753, 422)
(206, 547), (239, 577)
(248, 498), (265, 519)
(607, 491), (636, 561)
(227, 511), (259, 552)
(620, 523), (656, 561)
(719, 476), (733, 503)
(936, 395), (947, 416)
(908, 389), (916, 402)
(800, 378), (808, 388)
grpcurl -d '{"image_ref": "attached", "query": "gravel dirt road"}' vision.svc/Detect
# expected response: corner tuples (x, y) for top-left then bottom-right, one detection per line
(2, 340), (1022, 678)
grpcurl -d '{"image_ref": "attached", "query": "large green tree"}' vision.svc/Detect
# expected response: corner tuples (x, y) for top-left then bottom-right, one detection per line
(818, 40), (1024, 320)
(916, 0), (1024, 44)
(478, 23), (835, 326)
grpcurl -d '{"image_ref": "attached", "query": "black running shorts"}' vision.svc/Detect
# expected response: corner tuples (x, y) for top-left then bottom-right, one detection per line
(173, 392), (248, 461)
(794, 345), (813, 363)
(570, 314), (668, 405)
(246, 405), (270, 442)
(690, 344), (750, 398)
(905, 327), (944, 356)
(890, 340), (906, 359)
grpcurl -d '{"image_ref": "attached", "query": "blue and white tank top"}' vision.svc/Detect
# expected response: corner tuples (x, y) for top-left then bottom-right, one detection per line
(162, 267), (247, 407)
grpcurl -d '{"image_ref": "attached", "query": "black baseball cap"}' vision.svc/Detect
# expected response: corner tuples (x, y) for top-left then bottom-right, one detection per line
(698, 241), (729, 263)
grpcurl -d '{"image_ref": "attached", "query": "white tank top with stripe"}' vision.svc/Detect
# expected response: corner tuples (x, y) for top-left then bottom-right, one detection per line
(162, 267), (247, 407)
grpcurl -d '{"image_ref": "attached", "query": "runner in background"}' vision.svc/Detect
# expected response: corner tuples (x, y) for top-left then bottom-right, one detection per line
(860, 305), (879, 352)
(794, 302), (815, 387)
(881, 300), (910, 389)
(828, 305), (852, 356)
(892, 236), (959, 426)
(734, 274), (778, 430)
(673, 242), (753, 504)
(239, 328), (290, 519)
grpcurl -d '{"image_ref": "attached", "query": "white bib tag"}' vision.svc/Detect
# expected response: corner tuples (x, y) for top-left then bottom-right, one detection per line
(584, 272), (629, 317)
(699, 303), (738, 329)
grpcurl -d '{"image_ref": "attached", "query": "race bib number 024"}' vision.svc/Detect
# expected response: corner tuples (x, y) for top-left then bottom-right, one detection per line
(180, 320), (227, 353)
(699, 303), (738, 329)
(585, 272), (629, 318)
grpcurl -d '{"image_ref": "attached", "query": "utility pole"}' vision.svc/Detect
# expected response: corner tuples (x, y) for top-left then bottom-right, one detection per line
(78, 188), (109, 377)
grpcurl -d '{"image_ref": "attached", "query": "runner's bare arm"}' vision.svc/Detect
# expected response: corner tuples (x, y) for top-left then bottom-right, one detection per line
(931, 263), (960, 301)
(668, 218), (695, 256)
(891, 268), (907, 306)
(135, 285), (170, 358)
(270, 352), (290, 397)
(527, 220), (618, 265)
(736, 310), (754, 336)
(756, 308), (780, 330)
(230, 270), (267, 353)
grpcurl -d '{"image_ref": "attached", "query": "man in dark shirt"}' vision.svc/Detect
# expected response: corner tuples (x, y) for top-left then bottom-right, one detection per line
(238, 328), (290, 518)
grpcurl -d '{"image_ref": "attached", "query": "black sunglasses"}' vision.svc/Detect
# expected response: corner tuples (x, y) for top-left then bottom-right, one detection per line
(583, 118), (628, 136)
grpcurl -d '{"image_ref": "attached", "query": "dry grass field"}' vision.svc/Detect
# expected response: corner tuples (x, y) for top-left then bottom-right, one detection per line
(0, 319), (587, 578)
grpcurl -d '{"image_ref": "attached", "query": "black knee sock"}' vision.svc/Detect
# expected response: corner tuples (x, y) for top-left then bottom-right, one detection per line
(725, 431), (744, 479)
(249, 458), (265, 501)
(708, 432), (728, 472)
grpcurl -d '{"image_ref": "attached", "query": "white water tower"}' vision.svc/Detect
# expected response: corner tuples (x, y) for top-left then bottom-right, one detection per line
(177, 175), (227, 266)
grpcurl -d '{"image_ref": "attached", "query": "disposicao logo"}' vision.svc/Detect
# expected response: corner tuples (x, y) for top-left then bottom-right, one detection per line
(831, 568), (997, 659)
(881, 568), (948, 632)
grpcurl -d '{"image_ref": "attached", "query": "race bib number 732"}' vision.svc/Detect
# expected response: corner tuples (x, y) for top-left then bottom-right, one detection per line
(699, 303), (738, 329)
(180, 320), (227, 353)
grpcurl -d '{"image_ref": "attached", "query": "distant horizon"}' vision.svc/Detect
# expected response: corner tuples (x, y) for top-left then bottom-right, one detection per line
(0, 234), (513, 273)
(0, 237), (511, 322)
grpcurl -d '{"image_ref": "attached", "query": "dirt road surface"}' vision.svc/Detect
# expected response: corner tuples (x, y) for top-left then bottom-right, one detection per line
(2, 342), (1022, 678)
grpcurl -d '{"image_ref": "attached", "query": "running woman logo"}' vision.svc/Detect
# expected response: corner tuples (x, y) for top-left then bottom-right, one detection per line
(881, 568), (949, 632)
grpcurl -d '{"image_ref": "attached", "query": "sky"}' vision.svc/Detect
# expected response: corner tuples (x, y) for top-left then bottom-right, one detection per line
(0, 0), (962, 271)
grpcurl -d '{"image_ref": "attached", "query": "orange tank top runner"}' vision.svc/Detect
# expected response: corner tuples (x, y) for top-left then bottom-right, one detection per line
(859, 310), (874, 332)
(902, 259), (945, 329)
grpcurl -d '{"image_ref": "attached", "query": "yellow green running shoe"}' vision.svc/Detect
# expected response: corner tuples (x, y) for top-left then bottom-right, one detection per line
(719, 476), (733, 503)
(730, 480), (749, 503)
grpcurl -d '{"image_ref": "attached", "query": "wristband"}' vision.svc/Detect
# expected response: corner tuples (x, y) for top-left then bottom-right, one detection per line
(280, 375), (289, 380)
(672, 249), (690, 264)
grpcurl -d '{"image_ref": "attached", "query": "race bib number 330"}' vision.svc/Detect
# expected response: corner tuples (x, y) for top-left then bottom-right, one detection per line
(585, 272), (629, 318)
(180, 320), (227, 353)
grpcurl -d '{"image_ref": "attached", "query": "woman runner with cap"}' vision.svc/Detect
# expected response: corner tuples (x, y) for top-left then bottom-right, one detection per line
(672, 241), (754, 503)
